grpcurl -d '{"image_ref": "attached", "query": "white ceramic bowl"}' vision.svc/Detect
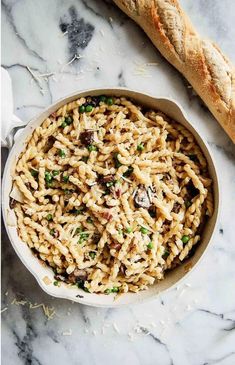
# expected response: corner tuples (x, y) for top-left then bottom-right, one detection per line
(2, 88), (220, 307)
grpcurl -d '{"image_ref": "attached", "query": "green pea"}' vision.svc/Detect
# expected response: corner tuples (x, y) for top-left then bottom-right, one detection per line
(140, 226), (148, 234)
(72, 207), (85, 215)
(106, 180), (116, 188)
(85, 105), (93, 113)
(87, 217), (93, 224)
(89, 252), (96, 259)
(75, 227), (83, 235)
(104, 289), (112, 295)
(113, 152), (122, 168)
(79, 105), (85, 113)
(46, 214), (53, 221)
(30, 169), (38, 177)
(162, 249), (170, 259)
(53, 281), (59, 286)
(137, 144), (144, 151)
(123, 166), (133, 177)
(87, 145), (98, 152)
(46, 181), (53, 188)
(81, 156), (89, 163)
(189, 154), (197, 162)
(147, 242), (153, 250)
(45, 171), (52, 183)
(78, 232), (89, 243)
(99, 95), (107, 103)
(52, 170), (59, 176)
(106, 97), (113, 106)
(111, 287), (119, 293)
(185, 200), (191, 208)
(50, 229), (55, 236)
(58, 149), (66, 158)
(80, 233), (89, 240)
(182, 235), (190, 244)
(64, 116), (73, 125)
(62, 175), (69, 182)
(125, 227), (132, 234)
(61, 121), (67, 128)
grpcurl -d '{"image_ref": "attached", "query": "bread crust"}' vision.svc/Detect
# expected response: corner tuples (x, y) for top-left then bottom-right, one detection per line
(114, 0), (235, 142)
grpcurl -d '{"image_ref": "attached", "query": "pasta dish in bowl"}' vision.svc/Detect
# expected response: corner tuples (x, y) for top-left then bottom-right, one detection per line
(2, 89), (219, 306)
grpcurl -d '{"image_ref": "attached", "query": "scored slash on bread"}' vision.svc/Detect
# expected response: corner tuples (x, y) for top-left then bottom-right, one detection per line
(113, 0), (235, 143)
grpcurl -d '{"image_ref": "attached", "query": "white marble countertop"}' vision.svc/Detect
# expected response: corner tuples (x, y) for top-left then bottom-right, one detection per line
(2, 1), (235, 364)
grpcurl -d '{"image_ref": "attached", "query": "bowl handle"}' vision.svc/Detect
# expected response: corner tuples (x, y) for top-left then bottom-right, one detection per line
(1, 67), (27, 149)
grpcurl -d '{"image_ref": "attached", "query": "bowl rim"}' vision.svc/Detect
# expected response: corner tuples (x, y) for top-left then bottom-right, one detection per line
(2, 87), (221, 307)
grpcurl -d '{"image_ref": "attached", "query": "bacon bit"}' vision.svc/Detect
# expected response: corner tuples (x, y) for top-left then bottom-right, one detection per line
(31, 159), (38, 167)
(101, 211), (113, 220)
(50, 112), (57, 118)
(120, 265), (126, 275)
(129, 243), (136, 251)
(113, 187), (122, 198)
(98, 175), (115, 184)
(53, 230), (60, 238)
(110, 242), (121, 250)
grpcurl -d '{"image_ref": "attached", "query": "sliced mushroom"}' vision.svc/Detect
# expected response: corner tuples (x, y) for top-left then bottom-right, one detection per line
(187, 180), (199, 198)
(119, 264), (126, 275)
(43, 136), (56, 153)
(98, 174), (115, 185)
(73, 269), (87, 280)
(148, 205), (157, 218)
(67, 269), (87, 284)
(134, 185), (152, 209)
(9, 197), (17, 209)
(54, 274), (66, 282)
(93, 233), (101, 245)
(80, 130), (94, 145)
(172, 202), (181, 213)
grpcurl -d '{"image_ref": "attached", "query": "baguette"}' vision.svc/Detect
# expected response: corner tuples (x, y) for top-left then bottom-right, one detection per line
(114, 0), (235, 142)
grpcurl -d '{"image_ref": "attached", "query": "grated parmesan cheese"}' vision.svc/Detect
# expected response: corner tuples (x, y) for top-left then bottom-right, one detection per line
(62, 329), (72, 336)
(113, 323), (120, 334)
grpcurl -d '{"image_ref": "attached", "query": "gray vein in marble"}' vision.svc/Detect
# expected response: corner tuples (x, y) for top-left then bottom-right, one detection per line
(198, 308), (235, 324)
(16, 105), (45, 111)
(203, 352), (235, 365)
(139, 327), (173, 365)
(208, 142), (235, 162)
(118, 71), (126, 87)
(2, 1), (45, 63)
(80, 0), (108, 21)
(11, 305), (41, 365)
